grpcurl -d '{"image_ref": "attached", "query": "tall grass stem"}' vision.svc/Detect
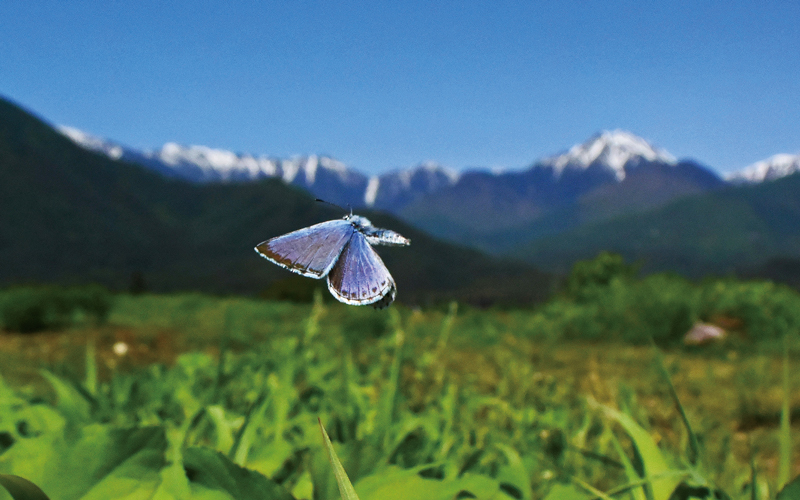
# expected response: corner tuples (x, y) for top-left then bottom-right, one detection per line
(778, 333), (791, 490)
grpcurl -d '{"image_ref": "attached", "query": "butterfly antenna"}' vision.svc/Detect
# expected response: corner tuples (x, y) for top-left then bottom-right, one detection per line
(314, 198), (348, 213)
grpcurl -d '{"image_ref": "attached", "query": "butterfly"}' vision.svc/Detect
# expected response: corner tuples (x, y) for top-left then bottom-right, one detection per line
(255, 214), (410, 308)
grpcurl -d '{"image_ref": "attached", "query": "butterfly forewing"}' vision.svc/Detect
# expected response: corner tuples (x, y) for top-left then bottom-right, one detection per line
(255, 219), (354, 278)
(327, 232), (396, 307)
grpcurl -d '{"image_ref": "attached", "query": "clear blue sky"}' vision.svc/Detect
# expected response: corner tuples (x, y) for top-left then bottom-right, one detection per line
(2, 1), (799, 175)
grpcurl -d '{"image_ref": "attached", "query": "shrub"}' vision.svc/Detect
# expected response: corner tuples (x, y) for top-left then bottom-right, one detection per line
(698, 279), (800, 341)
(69, 284), (113, 324)
(0, 285), (113, 333)
(565, 251), (638, 301)
(532, 253), (800, 345)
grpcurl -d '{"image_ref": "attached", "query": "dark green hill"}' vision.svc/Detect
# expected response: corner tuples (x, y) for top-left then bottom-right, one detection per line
(512, 173), (800, 279)
(400, 160), (724, 254)
(0, 97), (552, 306)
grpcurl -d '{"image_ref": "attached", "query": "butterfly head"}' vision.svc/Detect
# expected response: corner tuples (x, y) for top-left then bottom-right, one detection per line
(344, 214), (372, 229)
(343, 214), (410, 247)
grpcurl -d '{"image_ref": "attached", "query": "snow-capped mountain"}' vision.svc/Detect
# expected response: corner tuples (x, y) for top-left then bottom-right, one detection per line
(59, 126), (126, 161)
(57, 126), (370, 207)
(151, 142), (282, 182)
(57, 126), (459, 212)
(58, 126), (357, 184)
(365, 161), (460, 208)
(396, 131), (721, 252)
(58, 125), (742, 253)
(725, 153), (800, 184)
(538, 130), (676, 181)
(68, 125), (799, 246)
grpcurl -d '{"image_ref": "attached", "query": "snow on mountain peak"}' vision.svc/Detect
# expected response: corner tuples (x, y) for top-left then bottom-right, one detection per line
(156, 143), (239, 170)
(725, 153), (800, 183)
(150, 143), (285, 181)
(318, 156), (351, 182)
(271, 155), (355, 185)
(303, 155), (319, 184)
(396, 161), (460, 187)
(422, 160), (460, 184)
(364, 177), (381, 206)
(57, 125), (124, 160)
(541, 130), (676, 181)
(363, 161), (459, 207)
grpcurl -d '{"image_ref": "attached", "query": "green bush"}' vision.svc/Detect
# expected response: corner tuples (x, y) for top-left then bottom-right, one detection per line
(528, 253), (800, 345)
(698, 279), (800, 340)
(622, 274), (697, 344)
(0, 285), (113, 333)
(70, 284), (113, 324)
(565, 251), (638, 301)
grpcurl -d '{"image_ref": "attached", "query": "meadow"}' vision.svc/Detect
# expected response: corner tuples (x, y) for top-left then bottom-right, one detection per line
(0, 261), (798, 499)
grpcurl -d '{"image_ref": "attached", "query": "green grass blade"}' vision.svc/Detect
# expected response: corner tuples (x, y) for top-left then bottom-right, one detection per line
(603, 478), (652, 500)
(572, 476), (615, 500)
(436, 301), (457, 353)
(595, 401), (686, 500)
(183, 447), (295, 500)
(39, 370), (91, 427)
(319, 418), (360, 500)
(649, 339), (700, 466)
(776, 475), (800, 500)
(84, 337), (97, 397)
(303, 289), (325, 347)
(496, 444), (533, 500)
(375, 309), (404, 452)
(432, 302), (458, 390)
(543, 483), (591, 500)
(610, 434), (648, 500)
(229, 390), (270, 465)
(205, 405), (236, 452)
(213, 306), (234, 402)
(0, 475), (50, 500)
(778, 333), (792, 491)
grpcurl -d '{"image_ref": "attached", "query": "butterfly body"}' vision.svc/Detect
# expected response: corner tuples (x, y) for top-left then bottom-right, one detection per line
(255, 214), (410, 308)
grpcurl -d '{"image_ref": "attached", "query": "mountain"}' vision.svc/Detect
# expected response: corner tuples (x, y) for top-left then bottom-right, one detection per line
(1, 96), (552, 306)
(537, 129), (676, 180)
(58, 126), (371, 209)
(58, 126), (461, 213)
(397, 131), (724, 252)
(511, 172), (800, 277)
(725, 153), (800, 184)
(44, 107), (800, 286)
(59, 126), (726, 255)
(365, 161), (460, 210)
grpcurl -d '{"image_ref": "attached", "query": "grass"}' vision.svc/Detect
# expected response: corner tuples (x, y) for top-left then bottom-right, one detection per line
(0, 292), (797, 499)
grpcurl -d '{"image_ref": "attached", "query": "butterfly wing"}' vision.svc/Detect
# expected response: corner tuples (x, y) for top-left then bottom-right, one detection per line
(327, 231), (397, 308)
(255, 219), (354, 278)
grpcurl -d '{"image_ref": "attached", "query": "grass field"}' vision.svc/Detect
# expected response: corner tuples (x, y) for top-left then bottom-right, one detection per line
(0, 291), (798, 499)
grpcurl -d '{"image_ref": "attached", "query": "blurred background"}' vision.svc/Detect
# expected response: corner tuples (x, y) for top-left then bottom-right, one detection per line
(0, 2), (798, 499)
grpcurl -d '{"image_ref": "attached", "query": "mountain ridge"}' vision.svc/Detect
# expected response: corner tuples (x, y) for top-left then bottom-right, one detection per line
(58, 125), (467, 212)
(8, 96), (800, 291)
(62, 124), (798, 195)
(2, 96), (553, 306)
(56, 124), (738, 254)
(725, 152), (800, 184)
(511, 172), (800, 279)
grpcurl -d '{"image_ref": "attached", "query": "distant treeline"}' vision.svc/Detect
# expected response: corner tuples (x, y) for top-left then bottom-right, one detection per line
(3, 253), (799, 345)
(525, 252), (800, 345)
(0, 284), (112, 333)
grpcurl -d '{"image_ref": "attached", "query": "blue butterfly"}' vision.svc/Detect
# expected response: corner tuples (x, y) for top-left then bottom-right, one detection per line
(255, 214), (410, 308)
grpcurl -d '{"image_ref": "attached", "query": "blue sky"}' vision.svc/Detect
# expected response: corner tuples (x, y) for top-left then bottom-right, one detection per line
(2, 1), (799, 175)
